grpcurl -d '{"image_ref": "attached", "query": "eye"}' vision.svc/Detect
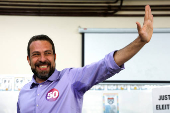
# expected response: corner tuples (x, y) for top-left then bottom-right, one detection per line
(32, 53), (40, 57)
(45, 52), (52, 55)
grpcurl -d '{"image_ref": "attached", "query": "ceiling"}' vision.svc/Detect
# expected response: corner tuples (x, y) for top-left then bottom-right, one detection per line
(0, 0), (170, 17)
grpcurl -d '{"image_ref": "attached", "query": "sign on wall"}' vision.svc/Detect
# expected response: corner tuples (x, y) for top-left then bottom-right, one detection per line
(152, 87), (170, 113)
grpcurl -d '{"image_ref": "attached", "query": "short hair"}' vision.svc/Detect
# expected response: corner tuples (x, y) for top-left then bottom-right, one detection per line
(27, 34), (55, 58)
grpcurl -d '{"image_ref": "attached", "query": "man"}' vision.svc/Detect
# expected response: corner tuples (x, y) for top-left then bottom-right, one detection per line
(17, 5), (153, 113)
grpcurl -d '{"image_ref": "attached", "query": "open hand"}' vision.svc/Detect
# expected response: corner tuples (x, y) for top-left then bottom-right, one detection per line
(136, 5), (153, 43)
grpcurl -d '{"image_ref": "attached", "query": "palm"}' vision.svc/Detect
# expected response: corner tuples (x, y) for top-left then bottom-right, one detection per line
(136, 5), (153, 43)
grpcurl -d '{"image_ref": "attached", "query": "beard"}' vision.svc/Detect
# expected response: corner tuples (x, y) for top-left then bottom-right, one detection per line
(31, 60), (55, 80)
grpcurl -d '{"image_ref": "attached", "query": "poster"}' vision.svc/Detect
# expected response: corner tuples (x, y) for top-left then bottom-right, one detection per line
(0, 78), (1, 91)
(1, 78), (12, 91)
(95, 85), (104, 90)
(14, 77), (25, 91)
(117, 85), (127, 90)
(107, 85), (117, 90)
(130, 85), (141, 90)
(103, 93), (119, 113)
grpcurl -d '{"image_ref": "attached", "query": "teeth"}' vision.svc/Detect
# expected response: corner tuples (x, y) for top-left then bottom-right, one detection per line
(39, 65), (47, 68)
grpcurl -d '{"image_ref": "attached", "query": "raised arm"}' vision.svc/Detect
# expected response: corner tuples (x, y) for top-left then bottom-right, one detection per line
(114, 5), (153, 66)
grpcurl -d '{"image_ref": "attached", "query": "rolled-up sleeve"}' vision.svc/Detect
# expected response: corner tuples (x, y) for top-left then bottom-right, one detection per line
(105, 51), (124, 74)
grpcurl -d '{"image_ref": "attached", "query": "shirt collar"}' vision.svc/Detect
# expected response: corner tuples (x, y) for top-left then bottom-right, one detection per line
(30, 69), (60, 89)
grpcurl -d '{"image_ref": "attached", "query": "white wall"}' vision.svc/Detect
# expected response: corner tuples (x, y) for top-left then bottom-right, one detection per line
(0, 16), (170, 74)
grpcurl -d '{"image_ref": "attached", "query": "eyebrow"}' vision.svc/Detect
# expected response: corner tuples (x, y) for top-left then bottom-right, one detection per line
(31, 51), (40, 54)
(44, 50), (52, 53)
(31, 50), (53, 55)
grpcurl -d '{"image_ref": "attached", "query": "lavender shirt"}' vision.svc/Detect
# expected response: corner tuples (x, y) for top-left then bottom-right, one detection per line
(17, 51), (124, 113)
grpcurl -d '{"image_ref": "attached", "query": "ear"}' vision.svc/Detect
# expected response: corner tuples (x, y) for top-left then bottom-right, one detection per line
(54, 54), (56, 61)
(27, 56), (31, 66)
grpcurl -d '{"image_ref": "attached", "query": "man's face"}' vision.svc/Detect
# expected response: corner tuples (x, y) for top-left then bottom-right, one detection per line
(27, 40), (56, 80)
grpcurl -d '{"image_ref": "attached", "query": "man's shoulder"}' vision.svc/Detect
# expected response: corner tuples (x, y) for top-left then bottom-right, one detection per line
(60, 68), (75, 74)
(20, 81), (32, 92)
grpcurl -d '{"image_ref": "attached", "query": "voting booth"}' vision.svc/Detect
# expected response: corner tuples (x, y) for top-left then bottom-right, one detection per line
(79, 28), (170, 113)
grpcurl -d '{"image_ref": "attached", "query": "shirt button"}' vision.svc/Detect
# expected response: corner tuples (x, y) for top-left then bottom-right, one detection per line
(40, 85), (42, 87)
(37, 104), (38, 107)
(38, 94), (39, 96)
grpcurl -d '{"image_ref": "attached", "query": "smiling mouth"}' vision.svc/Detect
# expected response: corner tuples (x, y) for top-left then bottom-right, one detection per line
(38, 65), (48, 70)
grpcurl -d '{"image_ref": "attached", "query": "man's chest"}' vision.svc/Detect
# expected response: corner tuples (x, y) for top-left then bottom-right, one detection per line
(19, 78), (77, 113)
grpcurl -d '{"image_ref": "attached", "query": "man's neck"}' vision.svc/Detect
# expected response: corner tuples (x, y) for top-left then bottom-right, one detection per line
(35, 77), (46, 83)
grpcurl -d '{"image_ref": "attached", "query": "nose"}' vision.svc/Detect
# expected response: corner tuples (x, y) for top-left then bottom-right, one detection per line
(39, 54), (46, 62)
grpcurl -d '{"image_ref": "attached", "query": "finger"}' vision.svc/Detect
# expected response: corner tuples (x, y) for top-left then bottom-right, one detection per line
(148, 6), (152, 20)
(151, 15), (153, 23)
(136, 22), (142, 32)
(144, 5), (149, 21)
